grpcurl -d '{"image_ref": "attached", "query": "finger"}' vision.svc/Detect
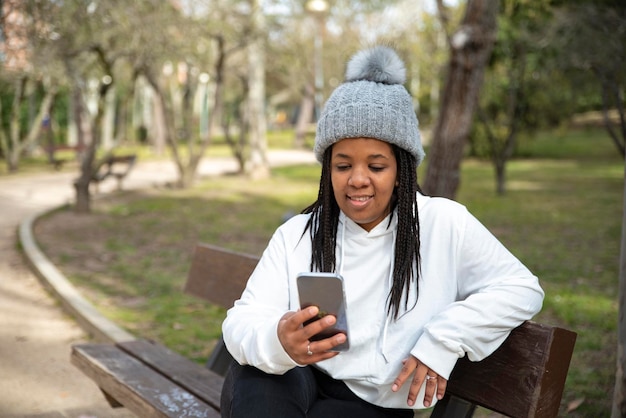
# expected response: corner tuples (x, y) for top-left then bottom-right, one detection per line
(391, 356), (418, 392)
(436, 376), (448, 402)
(407, 370), (426, 407)
(280, 306), (319, 336)
(406, 361), (431, 407)
(314, 331), (348, 353)
(297, 306), (320, 328)
(422, 372), (438, 407)
(302, 312), (336, 340)
(299, 341), (339, 364)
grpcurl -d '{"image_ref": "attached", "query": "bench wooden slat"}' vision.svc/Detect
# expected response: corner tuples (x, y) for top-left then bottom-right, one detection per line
(184, 242), (259, 308)
(71, 343), (220, 418)
(118, 339), (224, 410)
(443, 321), (577, 418)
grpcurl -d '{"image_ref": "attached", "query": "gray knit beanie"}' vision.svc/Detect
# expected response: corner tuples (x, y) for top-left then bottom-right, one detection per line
(314, 46), (425, 166)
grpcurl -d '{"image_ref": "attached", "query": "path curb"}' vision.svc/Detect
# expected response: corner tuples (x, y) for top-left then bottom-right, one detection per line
(19, 206), (136, 344)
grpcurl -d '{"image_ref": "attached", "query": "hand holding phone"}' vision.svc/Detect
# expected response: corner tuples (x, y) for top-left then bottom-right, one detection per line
(297, 272), (350, 351)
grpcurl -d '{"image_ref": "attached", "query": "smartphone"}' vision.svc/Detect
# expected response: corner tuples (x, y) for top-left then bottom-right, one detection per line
(297, 272), (350, 351)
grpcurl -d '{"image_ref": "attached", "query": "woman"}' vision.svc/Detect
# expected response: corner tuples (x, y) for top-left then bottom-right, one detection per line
(221, 46), (544, 417)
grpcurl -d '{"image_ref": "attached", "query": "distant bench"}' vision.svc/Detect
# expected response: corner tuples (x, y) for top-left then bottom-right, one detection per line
(44, 144), (136, 190)
(91, 154), (137, 192)
(44, 144), (85, 170)
(71, 243), (577, 418)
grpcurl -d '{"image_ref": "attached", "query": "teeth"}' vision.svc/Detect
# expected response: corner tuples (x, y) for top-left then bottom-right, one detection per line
(351, 196), (370, 201)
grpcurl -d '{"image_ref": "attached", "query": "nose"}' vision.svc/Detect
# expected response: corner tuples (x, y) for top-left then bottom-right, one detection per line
(348, 167), (370, 187)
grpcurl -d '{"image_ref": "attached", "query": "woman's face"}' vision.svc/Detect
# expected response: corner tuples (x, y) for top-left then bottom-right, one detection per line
(330, 137), (398, 232)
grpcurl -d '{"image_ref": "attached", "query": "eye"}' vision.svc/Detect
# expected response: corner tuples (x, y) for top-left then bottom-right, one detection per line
(335, 164), (351, 171)
(369, 165), (386, 172)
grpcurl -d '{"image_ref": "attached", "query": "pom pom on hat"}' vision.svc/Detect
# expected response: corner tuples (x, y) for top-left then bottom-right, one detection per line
(345, 46), (406, 85)
(314, 46), (425, 165)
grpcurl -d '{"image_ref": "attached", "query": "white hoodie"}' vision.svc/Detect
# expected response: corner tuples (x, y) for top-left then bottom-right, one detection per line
(222, 193), (544, 410)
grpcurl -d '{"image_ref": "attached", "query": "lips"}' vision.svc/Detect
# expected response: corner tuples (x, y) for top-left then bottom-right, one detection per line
(347, 195), (372, 207)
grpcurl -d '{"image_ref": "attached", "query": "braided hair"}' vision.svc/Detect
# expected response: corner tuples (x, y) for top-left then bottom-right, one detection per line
(302, 144), (422, 320)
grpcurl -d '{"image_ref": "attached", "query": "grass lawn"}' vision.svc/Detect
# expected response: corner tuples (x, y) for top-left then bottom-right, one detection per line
(34, 127), (621, 417)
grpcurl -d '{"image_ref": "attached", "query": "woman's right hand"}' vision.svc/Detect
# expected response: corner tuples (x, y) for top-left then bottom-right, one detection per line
(277, 306), (346, 364)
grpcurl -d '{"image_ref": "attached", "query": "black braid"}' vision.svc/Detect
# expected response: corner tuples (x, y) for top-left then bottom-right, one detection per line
(302, 145), (422, 320)
(387, 146), (421, 319)
(302, 147), (339, 273)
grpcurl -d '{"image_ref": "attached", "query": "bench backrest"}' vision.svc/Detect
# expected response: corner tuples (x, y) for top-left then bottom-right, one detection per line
(184, 242), (259, 307)
(185, 243), (576, 418)
(440, 322), (576, 417)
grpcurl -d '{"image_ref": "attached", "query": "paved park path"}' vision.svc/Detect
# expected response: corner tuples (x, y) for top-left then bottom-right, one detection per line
(0, 151), (316, 417)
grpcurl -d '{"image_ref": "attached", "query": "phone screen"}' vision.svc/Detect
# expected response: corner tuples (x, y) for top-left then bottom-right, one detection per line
(297, 272), (349, 351)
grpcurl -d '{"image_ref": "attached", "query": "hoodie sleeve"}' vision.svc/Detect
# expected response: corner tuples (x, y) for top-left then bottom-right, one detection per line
(222, 224), (301, 375)
(411, 204), (544, 379)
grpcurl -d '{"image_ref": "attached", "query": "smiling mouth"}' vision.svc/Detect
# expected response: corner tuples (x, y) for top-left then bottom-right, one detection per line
(348, 195), (372, 202)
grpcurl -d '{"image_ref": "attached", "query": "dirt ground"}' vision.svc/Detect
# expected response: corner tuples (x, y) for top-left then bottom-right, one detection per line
(0, 171), (135, 417)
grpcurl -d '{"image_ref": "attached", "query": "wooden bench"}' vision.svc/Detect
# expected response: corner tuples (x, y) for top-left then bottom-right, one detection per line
(91, 154), (137, 192)
(71, 243), (577, 418)
(44, 144), (85, 170)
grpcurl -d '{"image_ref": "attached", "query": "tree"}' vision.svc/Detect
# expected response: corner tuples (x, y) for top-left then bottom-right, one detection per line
(554, 3), (626, 415)
(551, 2), (625, 158)
(0, 76), (57, 172)
(245, 0), (270, 179)
(422, 0), (499, 199)
(44, 0), (128, 213)
(547, 2), (626, 413)
(549, 3), (626, 414)
(473, 0), (553, 195)
(0, 1), (59, 172)
(17, 0), (258, 197)
(617, 154), (626, 417)
(70, 48), (116, 213)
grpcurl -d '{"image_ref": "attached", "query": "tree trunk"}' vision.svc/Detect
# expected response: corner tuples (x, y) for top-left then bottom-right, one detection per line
(74, 119), (105, 213)
(597, 70), (626, 158)
(6, 79), (56, 172)
(245, 0), (270, 180)
(142, 68), (187, 186)
(71, 85), (93, 213)
(102, 86), (116, 150)
(422, 0), (499, 199)
(0, 98), (8, 165)
(179, 165), (196, 189)
(209, 35), (227, 140)
(613, 152), (626, 417)
(68, 85), (86, 150)
(7, 77), (27, 172)
(494, 159), (506, 196)
(294, 83), (315, 149)
(151, 83), (168, 156)
(74, 79), (113, 212)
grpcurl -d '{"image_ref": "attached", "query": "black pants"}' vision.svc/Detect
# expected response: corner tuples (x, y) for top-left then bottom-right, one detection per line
(220, 362), (413, 418)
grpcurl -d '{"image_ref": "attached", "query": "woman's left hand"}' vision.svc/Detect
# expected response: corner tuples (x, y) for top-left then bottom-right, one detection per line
(391, 356), (447, 407)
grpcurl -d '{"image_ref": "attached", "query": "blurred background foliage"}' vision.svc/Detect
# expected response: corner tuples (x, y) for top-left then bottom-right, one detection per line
(1, 0), (623, 186)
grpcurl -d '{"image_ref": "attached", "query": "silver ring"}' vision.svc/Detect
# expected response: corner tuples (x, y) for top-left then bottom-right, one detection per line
(306, 344), (313, 356)
(426, 374), (437, 380)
